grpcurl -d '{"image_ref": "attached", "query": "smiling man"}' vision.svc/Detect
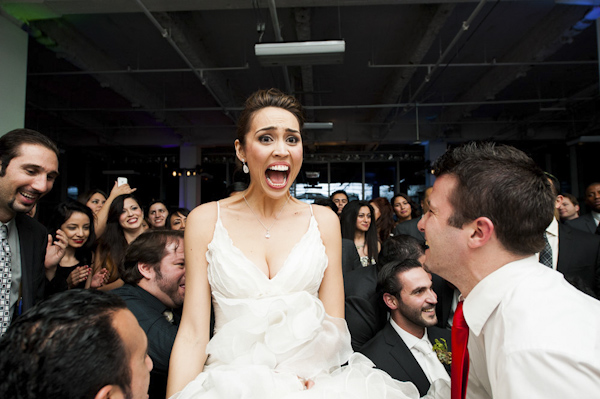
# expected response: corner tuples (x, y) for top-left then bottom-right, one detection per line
(360, 258), (450, 396)
(0, 129), (61, 334)
(113, 230), (185, 399)
(418, 142), (600, 399)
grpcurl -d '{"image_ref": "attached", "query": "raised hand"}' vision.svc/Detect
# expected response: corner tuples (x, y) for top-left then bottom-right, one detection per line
(44, 230), (68, 269)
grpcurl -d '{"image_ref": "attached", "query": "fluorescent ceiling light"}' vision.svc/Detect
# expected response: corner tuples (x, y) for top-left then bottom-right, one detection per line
(255, 40), (345, 66)
(567, 135), (600, 145)
(304, 122), (334, 130)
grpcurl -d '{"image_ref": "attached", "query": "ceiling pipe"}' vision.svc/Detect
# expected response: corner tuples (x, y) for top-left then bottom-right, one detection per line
(29, 65), (250, 76)
(40, 96), (594, 112)
(368, 60), (598, 69)
(266, 0), (293, 94)
(133, 0), (235, 122)
(406, 0), (488, 108)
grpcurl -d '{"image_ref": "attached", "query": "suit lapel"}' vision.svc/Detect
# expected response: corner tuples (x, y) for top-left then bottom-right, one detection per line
(427, 328), (452, 375)
(384, 323), (430, 393)
(15, 214), (35, 309)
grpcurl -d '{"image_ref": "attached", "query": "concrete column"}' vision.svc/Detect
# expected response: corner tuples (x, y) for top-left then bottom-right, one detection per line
(0, 15), (27, 134)
(422, 140), (447, 186)
(179, 145), (201, 209)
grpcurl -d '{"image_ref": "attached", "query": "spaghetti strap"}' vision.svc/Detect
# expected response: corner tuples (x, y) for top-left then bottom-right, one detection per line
(216, 201), (221, 218)
(309, 203), (314, 216)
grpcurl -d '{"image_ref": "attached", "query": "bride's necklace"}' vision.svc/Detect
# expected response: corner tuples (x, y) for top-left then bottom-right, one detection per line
(243, 194), (291, 239)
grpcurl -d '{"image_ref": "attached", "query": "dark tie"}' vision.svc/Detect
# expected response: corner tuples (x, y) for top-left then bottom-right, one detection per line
(451, 301), (469, 399)
(0, 225), (12, 336)
(595, 222), (600, 236)
(539, 232), (553, 268)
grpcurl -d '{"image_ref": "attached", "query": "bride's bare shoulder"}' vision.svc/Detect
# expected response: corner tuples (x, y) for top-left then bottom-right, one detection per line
(312, 202), (340, 225)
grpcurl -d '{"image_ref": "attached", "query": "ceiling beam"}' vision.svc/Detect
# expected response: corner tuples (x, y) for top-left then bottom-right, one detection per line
(372, 3), (455, 125)
(1, 0), (538, 19)
(31, 17), (188, 139)
(440, 4), (595, 124)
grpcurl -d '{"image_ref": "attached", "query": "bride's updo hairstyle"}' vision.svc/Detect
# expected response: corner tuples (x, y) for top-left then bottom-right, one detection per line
(236, 88), (305, 146)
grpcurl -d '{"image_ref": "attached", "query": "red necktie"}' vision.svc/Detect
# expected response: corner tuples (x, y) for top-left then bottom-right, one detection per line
(451, 300), (469, 399)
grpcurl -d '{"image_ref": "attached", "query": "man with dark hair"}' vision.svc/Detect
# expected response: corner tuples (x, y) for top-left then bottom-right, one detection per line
(567, 182), (600, 234)
(0, 128), (64, 334)
(0, 289), (152, 399)
(113, 230), (185, 399)
(543, 173), (600, 295)
(418, 142), (600, 398)
(360, 259), (450, 396)
(344, 234), (426, 351)
(330, 190), (349, 215)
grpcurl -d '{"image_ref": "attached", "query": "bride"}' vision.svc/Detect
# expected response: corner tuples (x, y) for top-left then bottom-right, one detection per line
(167, 89), (449, 398)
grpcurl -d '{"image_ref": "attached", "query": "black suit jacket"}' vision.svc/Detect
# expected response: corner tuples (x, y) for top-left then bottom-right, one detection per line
(566, 213), (597, 235)
(113, 284), (180, 399)
(393, 217), (425, 244)
(15, 213), (47, 317)
(360, 322), (451, 397)
(431, 273), (456, 329)
(557, 223), (600, 296)
(344, 265), (387, 351)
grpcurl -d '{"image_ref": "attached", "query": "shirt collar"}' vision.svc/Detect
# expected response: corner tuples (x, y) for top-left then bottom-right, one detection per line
(546, 217), (558, 237)
(463, 255), (537, 336)
(389, 318), (428, 349)
(592, 211), (600, 224)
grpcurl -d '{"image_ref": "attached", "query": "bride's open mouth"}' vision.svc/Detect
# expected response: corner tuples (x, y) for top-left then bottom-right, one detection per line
(265, 164), (290, 189)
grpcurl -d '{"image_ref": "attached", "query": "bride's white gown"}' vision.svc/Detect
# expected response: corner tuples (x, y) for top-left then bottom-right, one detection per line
(173, 204), (449, 398)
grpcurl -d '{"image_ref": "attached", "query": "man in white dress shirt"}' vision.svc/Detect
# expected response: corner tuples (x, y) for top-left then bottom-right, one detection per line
(360, 258), (451, 396)
(418, 142), (600, 399)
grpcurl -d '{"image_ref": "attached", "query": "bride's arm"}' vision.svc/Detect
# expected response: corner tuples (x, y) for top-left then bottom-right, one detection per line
(167, 203), (215, 396)
(314, 205), (345, 318)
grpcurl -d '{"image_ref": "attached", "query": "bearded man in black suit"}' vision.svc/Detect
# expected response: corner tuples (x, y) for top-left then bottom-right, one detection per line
(360, 259), (450, 396)
(0, 129), (65, 335)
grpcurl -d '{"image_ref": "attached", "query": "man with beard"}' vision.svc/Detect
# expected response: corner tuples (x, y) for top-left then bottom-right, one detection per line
(114, 230), (185, 399)
(359, 259), (450, 396)
(0, 129), (65, 335)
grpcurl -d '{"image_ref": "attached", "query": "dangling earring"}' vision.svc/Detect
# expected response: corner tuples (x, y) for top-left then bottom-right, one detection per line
(242, 160), (249, 174)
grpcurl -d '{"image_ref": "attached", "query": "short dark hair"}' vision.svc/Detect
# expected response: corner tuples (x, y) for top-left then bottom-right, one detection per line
(120, 230), (184, 284)
(562, 192), (579, 207)
(314, 198), (338, 213)
(377, 258), (423, 298)
(378, 234), (426, 267)
(236, 88), (305, 146)
(0, 129), (59, 177)
(433, 142), (554, 255)
(0, 290), (131, 399)
(331, 190), (348, 200)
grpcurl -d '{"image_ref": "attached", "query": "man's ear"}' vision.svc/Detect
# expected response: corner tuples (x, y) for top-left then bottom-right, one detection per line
(94, 385), (125, 399)
(234, 139), (245, 163)
(137, 262), (155, 280)
(555, 195), (564, 210)
(383, 293), (399, 311)
(467, 216), (494, 249)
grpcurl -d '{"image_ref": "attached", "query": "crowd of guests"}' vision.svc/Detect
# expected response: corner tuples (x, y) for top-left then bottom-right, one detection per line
(1, 126), (600, 399)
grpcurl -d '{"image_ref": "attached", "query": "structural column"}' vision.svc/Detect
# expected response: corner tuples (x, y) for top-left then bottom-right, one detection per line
(0, 15), (27, 134)
(179, 144), (201, 209)
(422, 140), (447, 187)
